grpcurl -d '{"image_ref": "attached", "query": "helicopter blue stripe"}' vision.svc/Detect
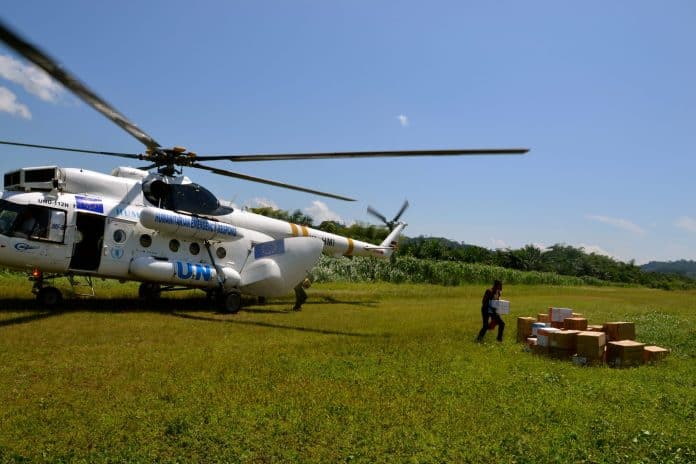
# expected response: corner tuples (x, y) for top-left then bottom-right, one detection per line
(254, 239), (285, 259)
(75, 195), (104, 214)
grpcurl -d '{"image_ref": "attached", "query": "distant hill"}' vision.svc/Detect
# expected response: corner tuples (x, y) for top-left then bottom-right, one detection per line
(641, 260), (696, 279)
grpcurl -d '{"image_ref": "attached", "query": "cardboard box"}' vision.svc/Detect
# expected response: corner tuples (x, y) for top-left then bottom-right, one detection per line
(572, 313), (585, 318)
(576, 331), (606, 359)
(531, 322), (547, 336)
(549, 307), (573, 322)
(490, 299), (510, 314)
(587, 324), (604, 332)
(643, 345), (670, 364)
(537, 313), (550, 323)
(516, 317), (536, 342)
(550, 321), (565, 329)
(537, 327), (561, 348)
(564, 317), (588, 331)
(549, 330), (580, 351)
(603, 322), (635, 341)
(607, 340), (644, 367)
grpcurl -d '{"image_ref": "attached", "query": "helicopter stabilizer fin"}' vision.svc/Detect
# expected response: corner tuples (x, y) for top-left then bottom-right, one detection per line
(377, 222), (407, 257)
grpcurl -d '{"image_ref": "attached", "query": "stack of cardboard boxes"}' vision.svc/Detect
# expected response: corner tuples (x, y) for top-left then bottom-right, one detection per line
(517, 307), (669, 367)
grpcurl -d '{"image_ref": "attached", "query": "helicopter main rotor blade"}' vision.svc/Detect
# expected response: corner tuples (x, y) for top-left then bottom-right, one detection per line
(0, 140), (142, 159)
(367, 206), (389, 225)
(195, 148), (529, 162)
(393, 200), (410, 223)
(0, 20), (161, 150)
(192, 163), (356, 202)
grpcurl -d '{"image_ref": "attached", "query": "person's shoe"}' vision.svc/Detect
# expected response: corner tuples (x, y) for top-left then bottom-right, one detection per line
(293, 305), (302, 311)
(496, 338), (503, 342)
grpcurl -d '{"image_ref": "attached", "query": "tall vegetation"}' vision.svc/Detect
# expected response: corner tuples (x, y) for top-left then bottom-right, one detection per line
(252, 208), (695, 289)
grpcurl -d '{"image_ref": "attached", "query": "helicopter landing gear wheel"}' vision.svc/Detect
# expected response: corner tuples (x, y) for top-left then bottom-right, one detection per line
(37, 286), (62, 309)
(219, 291), (242, 314)
(138, 282), (161, 300)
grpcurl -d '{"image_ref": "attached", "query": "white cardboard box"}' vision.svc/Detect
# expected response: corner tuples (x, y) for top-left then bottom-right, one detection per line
(490, 299), (510, 314)
(550, 307), (573, 322)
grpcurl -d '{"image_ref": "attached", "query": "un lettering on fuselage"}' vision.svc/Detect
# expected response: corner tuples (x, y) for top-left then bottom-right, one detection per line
(176, 262), (212, 281)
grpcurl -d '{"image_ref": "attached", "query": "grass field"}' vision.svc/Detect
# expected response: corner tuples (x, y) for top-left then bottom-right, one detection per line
(0, 278), (694, 463)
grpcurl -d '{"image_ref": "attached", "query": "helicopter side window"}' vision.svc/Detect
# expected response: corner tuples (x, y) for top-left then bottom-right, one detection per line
(189, 242), (200, 255)
(0, 201), (66, 242)
(46, 210), (66, 242)
(0, 200), (21, 236)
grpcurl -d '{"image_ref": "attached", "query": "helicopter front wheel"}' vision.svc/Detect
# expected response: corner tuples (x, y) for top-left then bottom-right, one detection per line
(37, 286), (63, 309)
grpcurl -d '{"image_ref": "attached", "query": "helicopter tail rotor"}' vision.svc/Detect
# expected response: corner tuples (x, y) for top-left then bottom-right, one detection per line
(368, 200), (409, 231)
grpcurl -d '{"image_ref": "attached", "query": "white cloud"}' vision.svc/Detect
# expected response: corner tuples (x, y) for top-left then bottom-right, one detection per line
(491, 238), (509, 249)
(585, 214), (646, 235)
(0, 54), (64, 102)
(577, 243), (638, 263)
(675, 216), (696, 233)
(248, 197), (279, 209)
(396, 114), (409, 127)
(578, 243), (613, 257)
(531, 242), (548, 251)
(0, 86), (31, 119)
(304, 200), (342, 224)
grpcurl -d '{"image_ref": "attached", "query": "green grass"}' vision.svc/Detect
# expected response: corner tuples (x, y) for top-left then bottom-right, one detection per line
(0, 278), (694, 463)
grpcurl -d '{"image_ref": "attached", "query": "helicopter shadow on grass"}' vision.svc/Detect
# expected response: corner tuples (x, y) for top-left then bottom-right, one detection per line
(0, 297), (220, 329)
(171, 296), (385, 338)
(316, 295), (380, 308)
(169, 312), (382, 338)
(0, 301), (64, 328)
(0, 296), (385, 337)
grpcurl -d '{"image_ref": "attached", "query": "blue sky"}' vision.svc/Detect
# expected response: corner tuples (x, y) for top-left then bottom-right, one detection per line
(1, 1), (694, 264)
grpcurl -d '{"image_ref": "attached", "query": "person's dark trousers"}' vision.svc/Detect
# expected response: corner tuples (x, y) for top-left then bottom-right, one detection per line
(493, 313), (505, 341)
(476, 310), (505, 341)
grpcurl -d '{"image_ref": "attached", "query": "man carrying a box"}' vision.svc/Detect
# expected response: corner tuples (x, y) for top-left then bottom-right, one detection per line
(476, 280), (505, 343)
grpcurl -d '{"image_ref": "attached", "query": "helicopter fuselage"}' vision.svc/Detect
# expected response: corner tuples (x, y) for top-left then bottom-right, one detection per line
(0, 165), (403, 304)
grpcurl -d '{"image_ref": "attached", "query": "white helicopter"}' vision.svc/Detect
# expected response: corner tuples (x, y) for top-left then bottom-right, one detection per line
(0, 20), (528, 312)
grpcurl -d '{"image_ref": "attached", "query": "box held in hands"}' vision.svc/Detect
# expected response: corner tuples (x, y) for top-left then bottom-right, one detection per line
(490, 299), (510, 314)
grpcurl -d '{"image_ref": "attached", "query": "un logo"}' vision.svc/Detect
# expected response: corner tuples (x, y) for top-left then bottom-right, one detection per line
(110, 247), (124, 259)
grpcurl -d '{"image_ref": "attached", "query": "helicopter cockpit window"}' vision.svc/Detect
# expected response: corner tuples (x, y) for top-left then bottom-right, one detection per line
(170, 183), (220, 214)
(0, 200), (66, 243)
(143, 180), (172, 209)
(143, 180), (232, 216)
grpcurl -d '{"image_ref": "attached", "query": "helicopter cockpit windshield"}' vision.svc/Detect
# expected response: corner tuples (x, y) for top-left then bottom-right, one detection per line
(143, 180), (233, 216)
(0, 200), (66, 242)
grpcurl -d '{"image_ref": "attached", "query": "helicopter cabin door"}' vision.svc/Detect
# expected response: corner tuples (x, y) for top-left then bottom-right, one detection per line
(69, 212), (106, 272)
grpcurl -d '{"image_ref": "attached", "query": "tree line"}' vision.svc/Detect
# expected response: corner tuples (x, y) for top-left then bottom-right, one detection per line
(250, 207), (695, 290)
